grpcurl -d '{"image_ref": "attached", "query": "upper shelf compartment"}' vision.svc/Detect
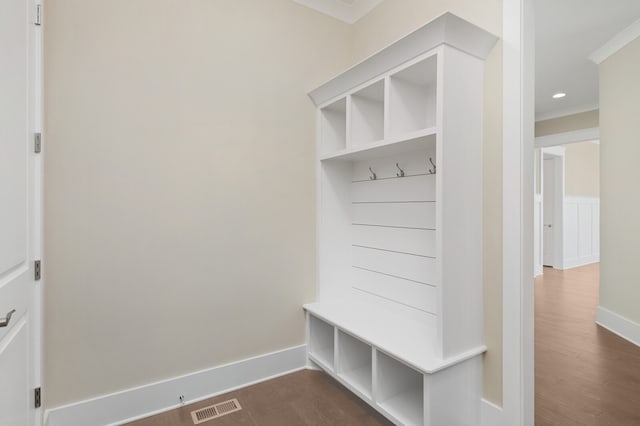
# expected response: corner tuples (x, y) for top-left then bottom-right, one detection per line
(320, 98), (347, 155)
(350, 80), (385, 147)
(388, 56), (437, 138)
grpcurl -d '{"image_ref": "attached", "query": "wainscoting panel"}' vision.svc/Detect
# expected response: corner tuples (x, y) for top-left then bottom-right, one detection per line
(563, 197), (599, 269)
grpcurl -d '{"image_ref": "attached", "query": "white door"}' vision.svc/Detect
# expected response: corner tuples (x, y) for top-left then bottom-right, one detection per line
(542, 158), (554, 266)
(0, 1), (42, 425)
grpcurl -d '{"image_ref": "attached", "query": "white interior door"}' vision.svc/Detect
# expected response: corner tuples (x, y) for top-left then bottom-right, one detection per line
(542, 158), (554, 266)
(0, 1), (42, 425)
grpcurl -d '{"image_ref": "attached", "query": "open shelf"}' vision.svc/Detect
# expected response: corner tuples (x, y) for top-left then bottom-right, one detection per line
(320, 129), (436, 162)
(350, 80), (384, 147)
(320, 98), (347, 155)
(376, 351), (424, 426)
(308, 315), (335, 370)
(388, 56), (437, 138)
(338, 331), (372, 398)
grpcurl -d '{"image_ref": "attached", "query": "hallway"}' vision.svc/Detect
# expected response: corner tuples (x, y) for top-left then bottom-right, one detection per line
(535, 264), (640, 425)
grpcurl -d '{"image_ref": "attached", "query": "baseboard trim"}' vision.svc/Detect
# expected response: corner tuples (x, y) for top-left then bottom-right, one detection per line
(560, 256), (599, 270)
(481, 398), (503, 426)
(596, 306), (640, 348)
(44, 345), (307, 426)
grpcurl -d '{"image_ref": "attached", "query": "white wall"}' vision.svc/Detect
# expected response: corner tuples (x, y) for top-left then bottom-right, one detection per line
(44, 0), (353, 408)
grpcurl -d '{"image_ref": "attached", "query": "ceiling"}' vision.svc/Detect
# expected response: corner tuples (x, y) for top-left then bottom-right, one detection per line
(295, 1), (640, 121)
(535, 0), (640, 120)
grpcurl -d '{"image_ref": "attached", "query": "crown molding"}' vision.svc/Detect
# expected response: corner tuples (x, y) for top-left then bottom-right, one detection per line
(535, 103), (599, 122)
(292, 0), (383, 24)
(589, 17), (640, 64)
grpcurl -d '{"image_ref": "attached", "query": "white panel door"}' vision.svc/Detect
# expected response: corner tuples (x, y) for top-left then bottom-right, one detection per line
(0, 1), (42, 425)
(542, 158), (554, 266)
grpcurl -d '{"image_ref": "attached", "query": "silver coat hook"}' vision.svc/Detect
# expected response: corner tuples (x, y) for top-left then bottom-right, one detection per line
(369, 167), (377, 180)
(428, 157), (436, 175)
(396, 163), (405, 177)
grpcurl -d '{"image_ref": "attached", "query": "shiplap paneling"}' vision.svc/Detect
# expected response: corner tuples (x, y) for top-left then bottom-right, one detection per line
(353, 268), (436, 314)
(352, 225), (435, 257)
(352, 201), (435, 229)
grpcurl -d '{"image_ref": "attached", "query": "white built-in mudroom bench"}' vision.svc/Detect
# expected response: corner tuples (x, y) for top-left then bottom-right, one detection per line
(303, 13), (498, 426)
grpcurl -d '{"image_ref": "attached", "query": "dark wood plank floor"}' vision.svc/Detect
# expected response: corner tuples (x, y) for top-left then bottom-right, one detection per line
(535, 263), (640, 425)
(125, 369), (391, 426)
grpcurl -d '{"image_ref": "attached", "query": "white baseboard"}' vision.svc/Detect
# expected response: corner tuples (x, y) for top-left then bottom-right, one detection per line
(534, 264), (543, 277)
(481, 398), (503, 426)
(596, 306), (640, 348)
(560, 255), (599, 270)
(44, 345), (307, 426)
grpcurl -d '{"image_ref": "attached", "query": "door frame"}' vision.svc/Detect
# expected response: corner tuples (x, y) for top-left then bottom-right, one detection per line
(541, 147), (565, 270)
(31, 0), (44, 424)
(502, 0), (535, 425)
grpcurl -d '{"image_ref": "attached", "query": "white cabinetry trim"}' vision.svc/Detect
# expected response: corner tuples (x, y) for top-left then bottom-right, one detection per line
(44, 345), (306, 426)
(596, 306), (640, 348)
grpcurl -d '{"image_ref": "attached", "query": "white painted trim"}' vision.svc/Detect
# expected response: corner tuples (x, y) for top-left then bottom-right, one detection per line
(561, 255), (599, 270)
(535, 127), (600, 148)
(589, 17), (640, 64)
(596, 306), (640, 348)
(292, 0), (383, 24)
(502, 0), (535, 425)
(482, 399), (504, 426)
(535, 103), (599, 122)
(44, 345), (307, 426)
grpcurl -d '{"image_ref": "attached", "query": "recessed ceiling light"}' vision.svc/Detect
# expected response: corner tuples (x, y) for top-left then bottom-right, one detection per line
(552, 92), (566, 99)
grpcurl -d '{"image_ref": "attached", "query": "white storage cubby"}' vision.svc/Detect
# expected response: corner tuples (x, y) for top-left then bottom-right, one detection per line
(319, 98), (347, 155)
(350, 79), (385, 146)
(376, 351), (424, 426)
(304, 12), (497, 426)
(388, 56), (437, 138)
(337, 331), (372, 398)
(308, 314), (335, 370)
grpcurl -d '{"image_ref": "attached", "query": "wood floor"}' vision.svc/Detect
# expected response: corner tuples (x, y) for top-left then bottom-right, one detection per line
(535, 263), (640, 425)
(125, 369), (391, 426)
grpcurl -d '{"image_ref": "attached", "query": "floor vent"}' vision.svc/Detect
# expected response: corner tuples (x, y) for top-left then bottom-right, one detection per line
(190, 398), (242, 424)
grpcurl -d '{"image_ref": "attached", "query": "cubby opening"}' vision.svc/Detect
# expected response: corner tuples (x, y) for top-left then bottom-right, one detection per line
(308, 315), (335, 369)
(337, 331), (372, 398)
(320, 98), (347, 155)
(388, 56), (437, 137)
(350, 80), (384, 146)
(376, 351), (424, 426)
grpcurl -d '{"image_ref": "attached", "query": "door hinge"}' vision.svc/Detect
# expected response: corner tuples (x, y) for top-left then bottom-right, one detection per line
(34, 133), (42, 153)
(34, 387), (41, 408)
(35, 4), (42, 26)
(34, 260), (41, 281)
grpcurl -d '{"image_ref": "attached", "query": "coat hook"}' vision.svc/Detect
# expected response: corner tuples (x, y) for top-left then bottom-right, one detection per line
(396, 163), (405, 177)
(369, 167), (377, 180)
(428, 157), (436, 175)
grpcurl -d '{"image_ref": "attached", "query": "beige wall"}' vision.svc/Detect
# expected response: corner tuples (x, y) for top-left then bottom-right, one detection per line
(599, 37), (640, 324)
(45, 0), (505, 409)
(44, 0), (352, 408)
(353, 1), (503, 405)
(535, 109), (599, 137)
(564, 142), (600, 198)
(534, 110), (600, 195)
